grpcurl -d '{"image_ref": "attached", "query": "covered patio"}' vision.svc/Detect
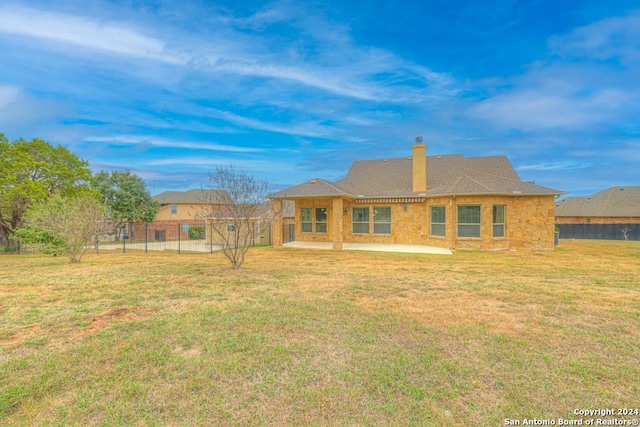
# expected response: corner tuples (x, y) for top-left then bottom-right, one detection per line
(282, 241), (452, 255)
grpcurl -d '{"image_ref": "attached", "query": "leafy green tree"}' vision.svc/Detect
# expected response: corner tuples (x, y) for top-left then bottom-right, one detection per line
(18, 193), (114, 263)
(92, 171), (158, 239)
(0, 134), (92, 249)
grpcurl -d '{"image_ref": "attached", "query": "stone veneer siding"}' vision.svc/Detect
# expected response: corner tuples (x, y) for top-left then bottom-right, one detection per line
(292, 195), (557, 250)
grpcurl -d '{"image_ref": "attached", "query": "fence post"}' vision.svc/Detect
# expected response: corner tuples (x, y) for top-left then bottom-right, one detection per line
(209, 222), (213, 254)
(178, 223), (181, 254)
(145, 223), (148, 253)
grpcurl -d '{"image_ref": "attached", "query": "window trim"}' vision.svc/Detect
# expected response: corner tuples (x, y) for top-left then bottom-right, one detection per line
(315, 207), (327, 234)
(430, 205), (446, 237)
(457, 205), (481, 238)
(171, 204), (177, 214)
(301, 208), (312, 233)
(352, 207), (370, 234)
(373, 206), (391, 235)
(493, 205), (506, 238)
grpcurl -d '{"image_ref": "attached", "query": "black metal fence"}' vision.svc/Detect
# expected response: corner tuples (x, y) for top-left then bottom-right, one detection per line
(1, 221), (273, 255)
(557, 223), (640, 241)
(97, 222), (273, 254)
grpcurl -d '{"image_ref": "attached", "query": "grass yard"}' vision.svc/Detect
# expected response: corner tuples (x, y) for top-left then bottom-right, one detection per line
(1, 240), (639, 426)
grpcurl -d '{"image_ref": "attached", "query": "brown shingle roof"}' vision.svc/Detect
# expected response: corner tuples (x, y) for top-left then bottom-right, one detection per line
(270, 153), (564, 199)
(270, 178), (351, 198)
(556, 187), (640, 217)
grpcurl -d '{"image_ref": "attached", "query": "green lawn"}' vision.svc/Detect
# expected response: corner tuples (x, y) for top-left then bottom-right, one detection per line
(1, 240), (639, 425)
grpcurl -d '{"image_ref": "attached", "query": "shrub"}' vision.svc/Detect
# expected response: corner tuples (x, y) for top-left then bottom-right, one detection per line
(188, 226), (206, 240)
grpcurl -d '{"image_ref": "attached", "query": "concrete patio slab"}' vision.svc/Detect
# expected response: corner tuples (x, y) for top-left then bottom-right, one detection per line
(283, 241), (452, 255)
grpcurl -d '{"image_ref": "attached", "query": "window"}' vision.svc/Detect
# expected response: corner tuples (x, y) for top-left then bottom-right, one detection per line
(493, 205), (505, 238)
(301, 208), (312, 233)
(183, 223), (190, 232)
(458, 205), (481, 238)
(352, 207), (370, 234)
(226, 224), (236, 233)
(373, 207), (391, 234)
(171, 204), (177, 214)
(430, 206), (446, 237)
(315, 207), (327, 233)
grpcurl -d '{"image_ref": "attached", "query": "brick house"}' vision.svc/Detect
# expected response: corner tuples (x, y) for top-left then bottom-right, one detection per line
(128, 189), (293, 244)
(555, 187), (640, 241)
(555, 187), (640, 224)
(127, 189), (226, 241)
(269, 141), (565, 250)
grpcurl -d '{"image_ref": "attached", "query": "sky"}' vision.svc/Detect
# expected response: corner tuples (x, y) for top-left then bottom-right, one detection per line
(1, 0), (639, 197)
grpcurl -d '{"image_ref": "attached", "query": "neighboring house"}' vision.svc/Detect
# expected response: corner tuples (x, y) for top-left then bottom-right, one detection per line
(127, 189), (226, 241)
(269, 141), (565, 250)
(154, 189), (227, 222)
(555, 187), (640, 241)
(555, 187), (640, 224)
(127, 189), (294, 244)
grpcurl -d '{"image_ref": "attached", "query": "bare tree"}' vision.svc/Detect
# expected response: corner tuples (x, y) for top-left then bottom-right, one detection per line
(621, 226), (632, 241)
(202, 165), (269, 269)
(19, 193), (114, 263)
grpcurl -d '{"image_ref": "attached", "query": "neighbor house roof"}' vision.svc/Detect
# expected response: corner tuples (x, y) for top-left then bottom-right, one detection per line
(555, 187), (640, 217)
(270, 154), (564, 199)
(251, 200), (296, 218)
(153, 189), (229, 204)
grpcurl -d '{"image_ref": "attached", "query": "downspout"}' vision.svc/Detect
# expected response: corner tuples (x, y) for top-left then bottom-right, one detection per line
(451, 195), (456, 250)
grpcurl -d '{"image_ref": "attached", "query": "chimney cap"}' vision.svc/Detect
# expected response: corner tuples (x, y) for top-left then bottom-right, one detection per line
(415, 136), (423, 143)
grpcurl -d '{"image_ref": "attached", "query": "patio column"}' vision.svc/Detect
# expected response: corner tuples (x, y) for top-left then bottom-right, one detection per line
(272, 198), (283, 247)
(332, 197), (344, 250)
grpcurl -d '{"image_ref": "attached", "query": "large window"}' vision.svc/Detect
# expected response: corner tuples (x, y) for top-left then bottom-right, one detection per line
(493, 205), (505, 238)
(315, 207), (327, 233)
(352, 207), (370, 234)
(430, 206), (446, 237)
(373, 207), (391, 234)
(301, 208), (312, 233)
(458, 205), (481, 238)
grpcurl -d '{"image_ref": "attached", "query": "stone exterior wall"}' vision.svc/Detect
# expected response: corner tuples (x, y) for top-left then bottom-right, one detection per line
(293, 197), (334, 242)
(556, 216), (640, 224)
(290, 194), (557, 250)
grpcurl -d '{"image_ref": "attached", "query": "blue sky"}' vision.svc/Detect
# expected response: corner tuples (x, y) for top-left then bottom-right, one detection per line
(1, 0), (639, 196)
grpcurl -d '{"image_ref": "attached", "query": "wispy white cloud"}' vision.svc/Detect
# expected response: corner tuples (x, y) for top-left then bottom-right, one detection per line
(0, 4), (184, 64)
(0, 84), (68, 131)
(469, 84), (631, 131)
(548, 10), (640, 64)
(0, 3), (455, 104)
(517, 161), (589, 171)
(203, 109), (334, 138)
(0, 84), (22, 109)
(86, 135), (263, 153)
(144, 156), (289, 172)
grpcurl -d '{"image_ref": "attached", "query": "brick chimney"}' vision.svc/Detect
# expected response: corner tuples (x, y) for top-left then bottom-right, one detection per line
(412, 137), (427, 193)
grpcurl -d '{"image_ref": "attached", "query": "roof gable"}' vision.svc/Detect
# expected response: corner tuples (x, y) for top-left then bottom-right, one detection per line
(270, 152), (564, 199)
